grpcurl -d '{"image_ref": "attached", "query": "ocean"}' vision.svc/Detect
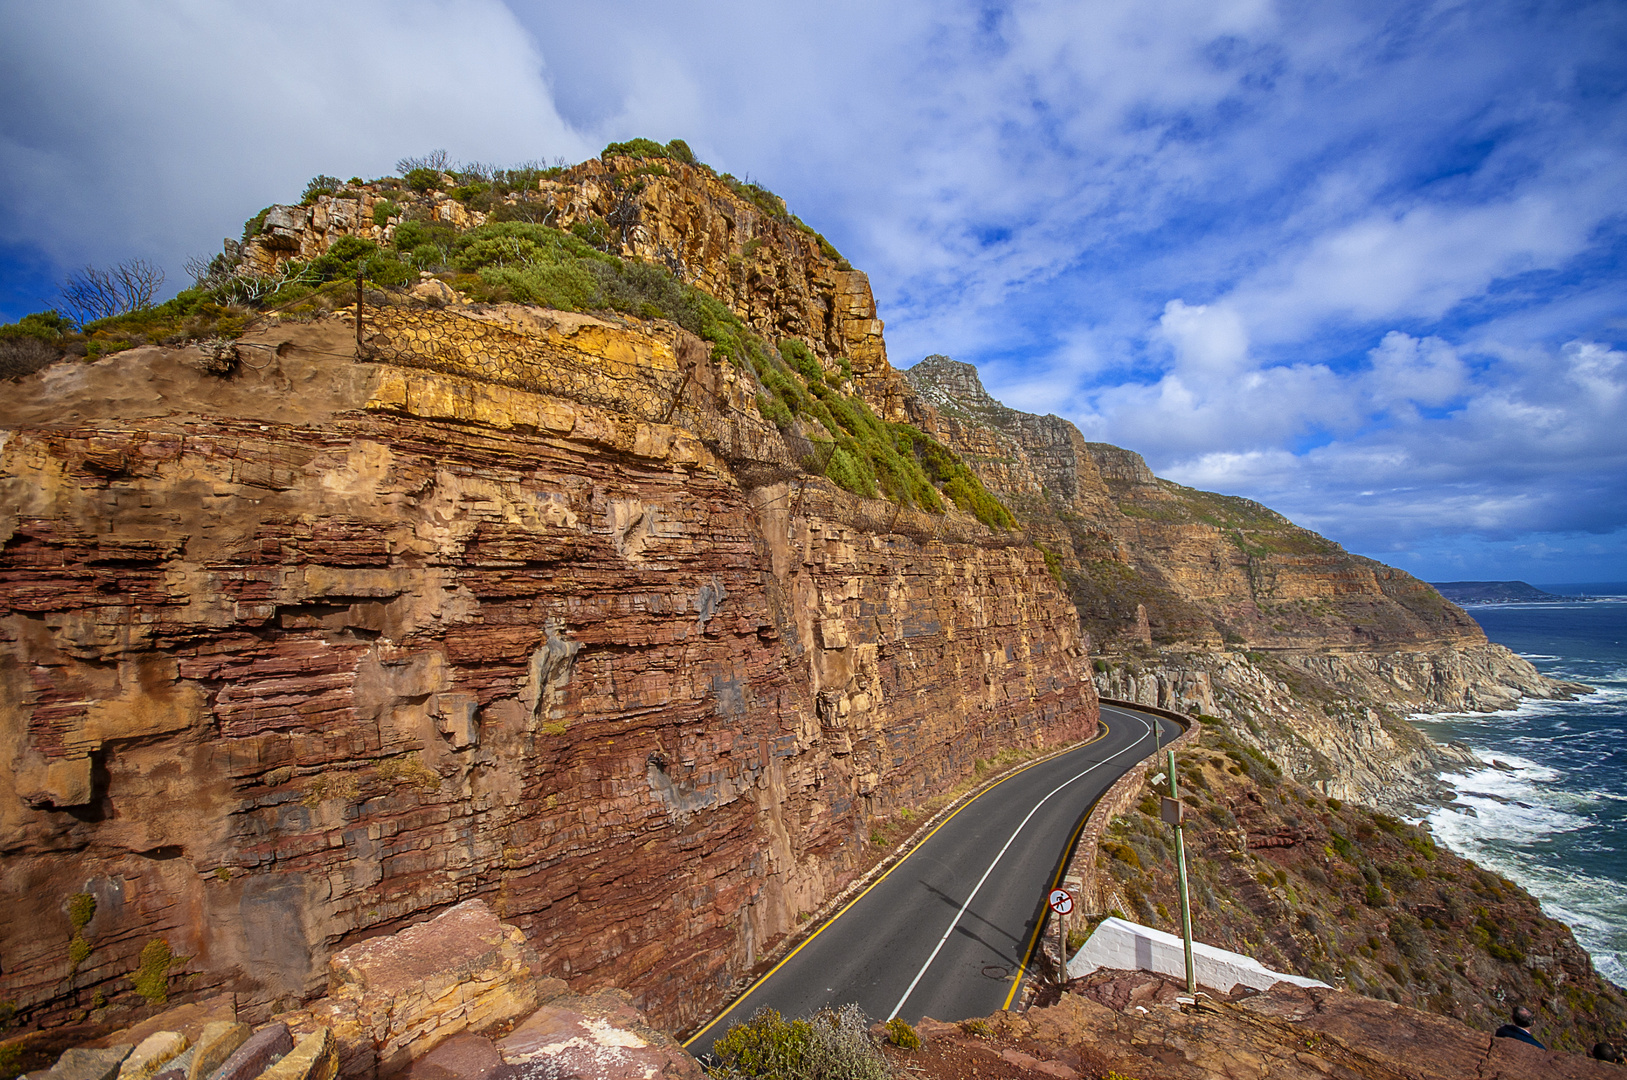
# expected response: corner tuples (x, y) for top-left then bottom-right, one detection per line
(1408, 583), (1627, 987)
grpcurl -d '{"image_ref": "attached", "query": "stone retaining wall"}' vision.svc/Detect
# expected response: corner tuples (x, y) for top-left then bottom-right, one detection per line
(1066, 700), (1200, 915)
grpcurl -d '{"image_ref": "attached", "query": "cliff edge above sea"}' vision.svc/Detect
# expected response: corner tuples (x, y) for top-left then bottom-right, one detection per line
(904, 354), (1586, 809)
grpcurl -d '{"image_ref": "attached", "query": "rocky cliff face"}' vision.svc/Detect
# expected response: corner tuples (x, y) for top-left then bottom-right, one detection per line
(0, 201), (1095, 1032)
(1088, 721), (1627, 1054)
(903, 355), (1579, 807)
(236, 158), (915, 425)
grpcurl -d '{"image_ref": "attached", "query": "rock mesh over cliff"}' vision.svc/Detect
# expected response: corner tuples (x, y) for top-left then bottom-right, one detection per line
(0, 164), (1096, 1035)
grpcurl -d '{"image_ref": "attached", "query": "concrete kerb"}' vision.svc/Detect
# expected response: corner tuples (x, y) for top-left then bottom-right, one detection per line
(1066, 699), (1201, 917)
(1010, 699), (1201, 1012)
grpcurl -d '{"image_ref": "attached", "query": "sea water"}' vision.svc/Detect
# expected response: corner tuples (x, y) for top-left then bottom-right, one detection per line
(1408, 584), (1627, 987)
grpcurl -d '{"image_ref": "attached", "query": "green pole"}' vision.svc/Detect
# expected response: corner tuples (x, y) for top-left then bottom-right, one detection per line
(1169, 748), (1195, 994)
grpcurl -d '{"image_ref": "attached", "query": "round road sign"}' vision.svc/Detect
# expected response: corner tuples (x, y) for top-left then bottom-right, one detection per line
(1048, 888), (1074, 915)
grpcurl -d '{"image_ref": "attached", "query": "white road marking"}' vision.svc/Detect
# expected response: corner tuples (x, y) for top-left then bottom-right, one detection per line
(886, 710), (1158, 1020)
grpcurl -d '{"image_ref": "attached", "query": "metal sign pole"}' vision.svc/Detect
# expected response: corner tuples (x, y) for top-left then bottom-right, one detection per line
(1057, 904), (1065, 988)
(1168, 748), (1195, 994)
(1047, 888), (1075, 989)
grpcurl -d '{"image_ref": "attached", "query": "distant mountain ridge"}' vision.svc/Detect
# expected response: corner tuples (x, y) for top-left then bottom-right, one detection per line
(1432, 580), (1566, 604)
(902, 353), (1584, 808)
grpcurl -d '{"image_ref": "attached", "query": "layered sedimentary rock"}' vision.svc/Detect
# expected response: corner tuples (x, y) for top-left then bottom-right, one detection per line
(905, 355), (1486, 654)
(235, 158), (913, 423)
(903, 355), (1576, 807)
(0, 307), (1093, 1034)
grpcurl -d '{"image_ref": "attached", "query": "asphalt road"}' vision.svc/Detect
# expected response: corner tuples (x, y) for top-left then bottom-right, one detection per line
(685, 703), (1183, 1051)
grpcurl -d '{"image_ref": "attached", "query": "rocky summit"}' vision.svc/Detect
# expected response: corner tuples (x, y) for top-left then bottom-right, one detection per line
(0, 142), (1617, 1077)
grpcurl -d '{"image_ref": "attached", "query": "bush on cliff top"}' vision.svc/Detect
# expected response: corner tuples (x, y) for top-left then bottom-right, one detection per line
(602, 137), (699, 166)
(710, 1005), (891, 1080)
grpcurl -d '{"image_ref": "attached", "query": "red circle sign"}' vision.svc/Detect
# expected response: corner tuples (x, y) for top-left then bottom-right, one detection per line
(1048, 888), (1074, 915)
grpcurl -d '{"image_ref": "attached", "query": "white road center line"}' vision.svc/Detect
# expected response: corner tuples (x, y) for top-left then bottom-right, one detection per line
(886, 710), (1157, 1020)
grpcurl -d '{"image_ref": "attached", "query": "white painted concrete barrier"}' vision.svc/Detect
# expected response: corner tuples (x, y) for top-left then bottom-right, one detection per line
(1065, 916), (1331, 994)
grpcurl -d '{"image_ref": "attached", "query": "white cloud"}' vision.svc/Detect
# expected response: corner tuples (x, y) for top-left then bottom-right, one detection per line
(1155, 300), (1250, 380)
(0, 0), (589, 275)
(1365, 332), (1466, 410)
(1155, 336), (1627, 549)
(1231, 195), (1602, 343)
(1, 0), (1622, 577)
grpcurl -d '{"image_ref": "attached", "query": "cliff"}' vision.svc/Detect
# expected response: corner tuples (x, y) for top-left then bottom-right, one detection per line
(0, 159), (1095, 1036)
(0, 141), (1595, 1056)
(233, 154), (916, 425)
(1083, 718), (1627, 1055)
(903, 355), (1581, 807)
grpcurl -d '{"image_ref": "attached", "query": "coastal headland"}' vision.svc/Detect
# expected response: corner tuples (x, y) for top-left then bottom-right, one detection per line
(1, 141), (1620, 1073)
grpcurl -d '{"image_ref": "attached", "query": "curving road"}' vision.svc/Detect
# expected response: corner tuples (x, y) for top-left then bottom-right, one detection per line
(685, 703), (1182, 1051)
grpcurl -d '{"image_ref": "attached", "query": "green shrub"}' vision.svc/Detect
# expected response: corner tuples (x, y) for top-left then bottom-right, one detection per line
(813, 232), (852, 270)
(825, 446), (874, 497)
(68, 934), (91, 973)
(569, 217), (611, 249)
(665, 138), (698, 165)
(296, 235), (415, 288)
(602, 137), (672, 161)
(893, 425), (1015, 529)
(301, 175), (342, 204)
(1036, 544), (1064, 586)
(884, 1017), (919, 1049)
(1, 310), (70, 345)
(711, 1004), (889, 1080)
(454, 235), (544, 271)
(372, 200), (401, 227)
(1105, 841), (1141, 869)
(404, 167), (441, 192)
(67, 892), (96, 931)
(780, 337), (822, 381)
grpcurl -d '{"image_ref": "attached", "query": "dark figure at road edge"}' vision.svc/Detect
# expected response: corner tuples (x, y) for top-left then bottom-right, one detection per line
(1494, 1005), (1546, 1049)
(1592, 1041), (1624, 1064)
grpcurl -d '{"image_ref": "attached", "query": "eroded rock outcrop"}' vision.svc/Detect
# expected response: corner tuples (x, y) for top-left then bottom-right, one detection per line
(17, 901), (701, 1080)
(234, 158), (912, 424)
(0, 308), (1094, 1034)
(904, 354), (1581, 807)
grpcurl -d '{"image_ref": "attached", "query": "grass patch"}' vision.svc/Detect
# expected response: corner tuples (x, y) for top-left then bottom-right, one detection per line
(132, 939), (175, 1006)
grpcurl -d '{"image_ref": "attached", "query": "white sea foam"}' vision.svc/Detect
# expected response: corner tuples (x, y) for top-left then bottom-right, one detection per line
(1428, 750), (1625, 986)
(1412, 603), (1627, 986)
(1425, 827), (1627, 986)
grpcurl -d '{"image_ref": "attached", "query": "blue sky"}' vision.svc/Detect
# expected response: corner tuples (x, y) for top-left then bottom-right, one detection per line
(2, 0), (1624, 583)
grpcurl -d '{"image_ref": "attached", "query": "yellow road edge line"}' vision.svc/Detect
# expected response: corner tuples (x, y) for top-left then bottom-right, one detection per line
(683, 722), (1113, 1048)
(1001, 707), (1161, 1011)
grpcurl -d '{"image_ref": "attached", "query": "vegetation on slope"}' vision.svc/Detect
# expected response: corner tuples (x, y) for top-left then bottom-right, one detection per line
(1095, 714), (1627, 1052)
(0, 144), (1009, 527)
